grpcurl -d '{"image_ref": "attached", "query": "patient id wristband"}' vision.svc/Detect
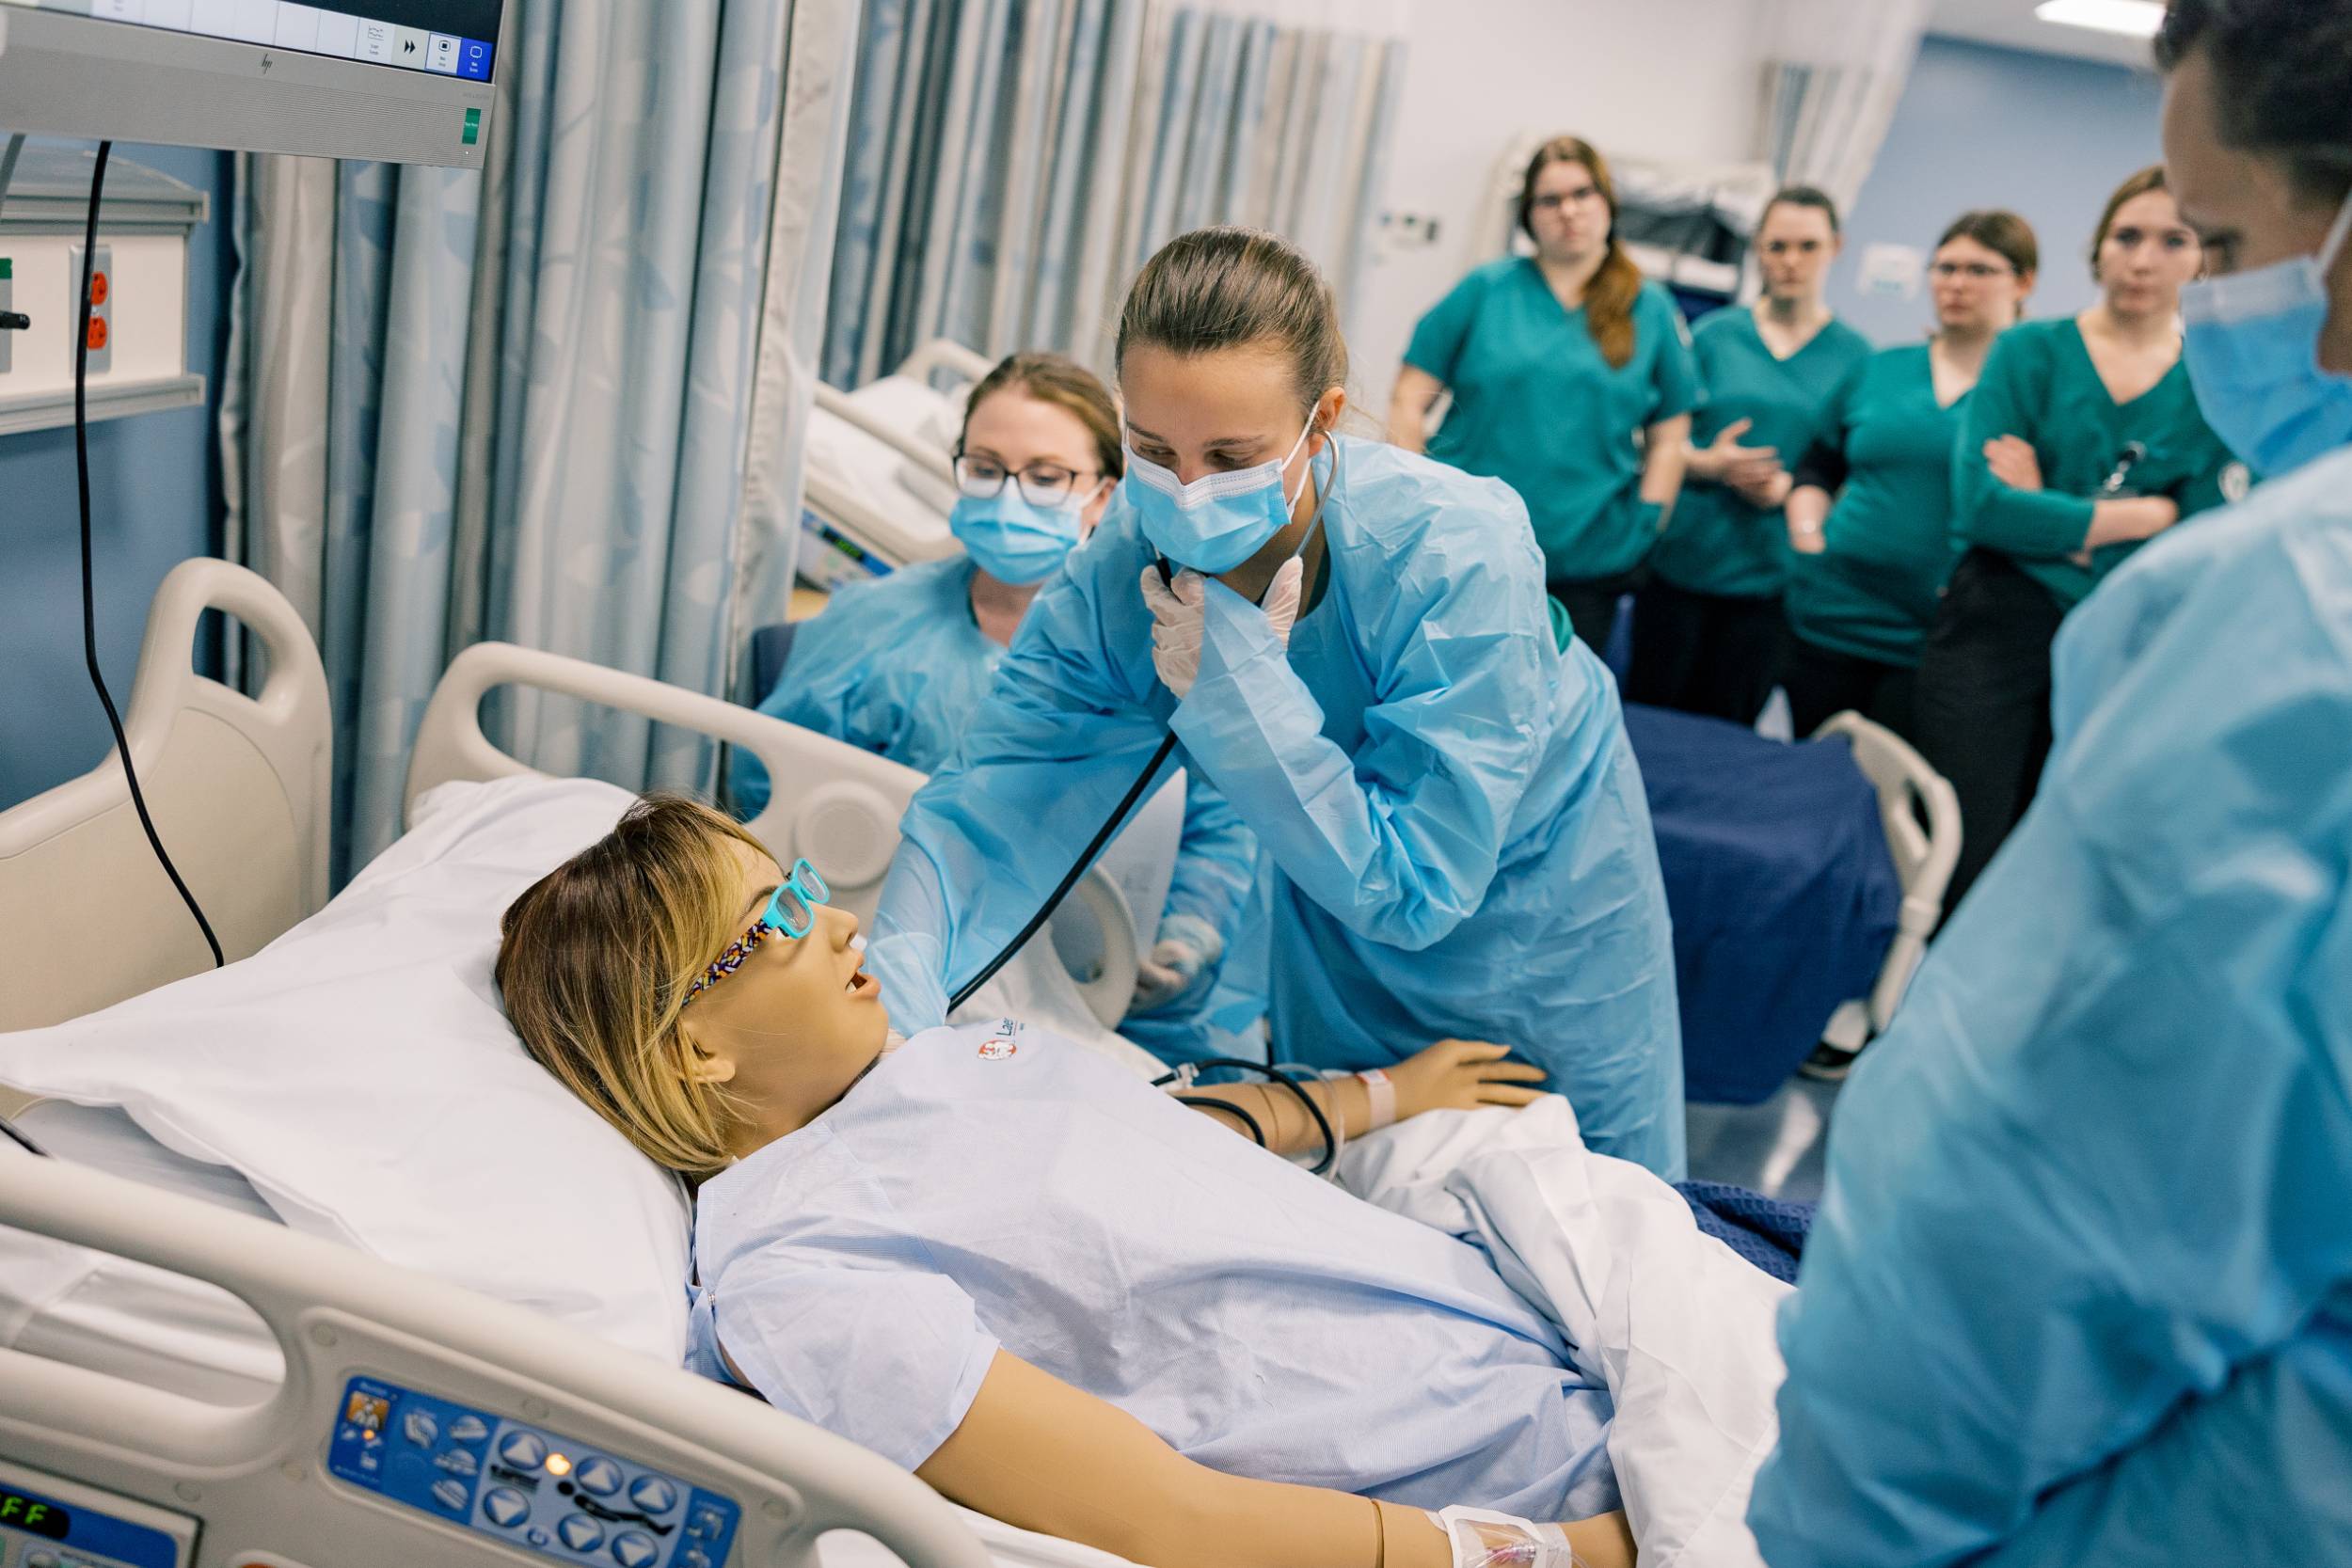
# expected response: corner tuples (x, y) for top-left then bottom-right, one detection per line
(1359, 1069), (1397, 1132)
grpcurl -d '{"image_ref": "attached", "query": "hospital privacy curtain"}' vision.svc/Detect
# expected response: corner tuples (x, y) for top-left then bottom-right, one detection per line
(1758, 0), (1932, 214)
(219, 0), (861, 884)
(823, 0), (1410, 387)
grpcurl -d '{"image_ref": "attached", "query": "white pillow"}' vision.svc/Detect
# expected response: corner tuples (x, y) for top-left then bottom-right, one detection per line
(0, 776), (689, 1365)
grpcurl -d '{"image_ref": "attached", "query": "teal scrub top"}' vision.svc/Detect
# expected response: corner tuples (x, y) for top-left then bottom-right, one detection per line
(1953, 318), (2241, 610)
(1650, 308), (1873, 599)
(1407, 260), (1700, 583)
(1784, 344), (1973, 669)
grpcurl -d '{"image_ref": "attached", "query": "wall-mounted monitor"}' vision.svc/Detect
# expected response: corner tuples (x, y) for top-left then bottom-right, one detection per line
(0, 0), (503, 167)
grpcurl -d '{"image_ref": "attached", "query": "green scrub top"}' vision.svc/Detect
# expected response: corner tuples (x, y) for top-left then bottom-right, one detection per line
(1784, 344), (1970, 669)
(1407, 260), (1700, 583)
(1953, 317), (2242, 610)
(1650, 308), (1873, 600)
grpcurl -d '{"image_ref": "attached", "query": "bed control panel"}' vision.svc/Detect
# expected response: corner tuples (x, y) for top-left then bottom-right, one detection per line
(326, 1377), (741, 1568)
(0, 1462), (196, 1568)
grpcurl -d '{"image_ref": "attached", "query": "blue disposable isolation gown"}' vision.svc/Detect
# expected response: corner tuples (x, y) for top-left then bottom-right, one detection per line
(866, 436), (1685, 1178)
(729, 555), (1258, 1062)
(1750, 445), (2352, 1566)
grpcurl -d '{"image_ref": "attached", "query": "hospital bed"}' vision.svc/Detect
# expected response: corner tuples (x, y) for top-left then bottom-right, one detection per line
(0, 558), (1152, 1568)
(798, 340), (992, 594)
(0, 560), (1818, 1568)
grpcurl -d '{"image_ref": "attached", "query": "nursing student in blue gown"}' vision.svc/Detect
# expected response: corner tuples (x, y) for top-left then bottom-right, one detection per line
(732, 354), (1256, 1064)
(1753, 4), (2352, 1561)
(865, 228), (1688, 1180)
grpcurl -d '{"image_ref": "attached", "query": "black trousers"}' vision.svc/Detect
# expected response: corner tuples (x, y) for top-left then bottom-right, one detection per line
(1625, 578), (1788, 725)
(1781, 634), (1919, 743)
(1912, 548), (2067, 912)
(1548, 568), (1645, 657)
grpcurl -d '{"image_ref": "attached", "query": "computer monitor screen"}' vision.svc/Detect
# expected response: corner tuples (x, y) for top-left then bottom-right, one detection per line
(0, 0), (505, 167)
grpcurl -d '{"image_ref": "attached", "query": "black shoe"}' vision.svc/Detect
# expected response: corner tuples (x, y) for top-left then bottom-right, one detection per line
(1798, 1041), (1861, 1084)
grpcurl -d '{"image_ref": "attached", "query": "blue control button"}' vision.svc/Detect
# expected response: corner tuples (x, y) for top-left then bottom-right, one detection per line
(559, 1515), (607, 1553)
(574, 1457), (625, 1497)
(612, 1530), (658, 1568)
(498, 1432), (548, 1470)
(437, 1448), (480, 1477)
(680, 1549), (711, 1568)
(483, 1487), (531, 1528)
(449, 1415), (491, 1443)
(691, 1506), (725, 1537)
(402, 1409), (439, 1447)
(430, 1477), (469, 1513)
(456, 36), (493, 80)
(628, 1476), (678, 1515)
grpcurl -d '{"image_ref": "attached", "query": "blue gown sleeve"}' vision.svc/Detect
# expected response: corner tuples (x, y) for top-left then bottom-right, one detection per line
(1167, 527), (1553, 954)
(1953, 332), (2097, 558)
(1158, 769), (1256, 943)
(866, 564), (1191, 1034)
(1749, 536), (2352, 1567)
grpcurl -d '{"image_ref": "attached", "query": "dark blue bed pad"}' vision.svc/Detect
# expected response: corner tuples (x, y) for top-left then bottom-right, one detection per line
(1624, 704), (1900, 1105)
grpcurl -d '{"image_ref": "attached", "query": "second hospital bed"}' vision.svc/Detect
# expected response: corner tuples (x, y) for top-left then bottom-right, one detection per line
(0, 560), (1795, 1568)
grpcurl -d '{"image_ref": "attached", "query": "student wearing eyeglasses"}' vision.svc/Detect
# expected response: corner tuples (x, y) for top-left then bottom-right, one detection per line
(1912, 166), (2241, 911)
(1389, 135), (1700, 654)
(730, 352), (1257, 1060)
(1775, 211), (2040, 748)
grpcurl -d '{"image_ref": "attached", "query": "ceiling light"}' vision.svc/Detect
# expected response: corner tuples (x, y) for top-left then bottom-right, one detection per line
(2034, 0), (2166, 39)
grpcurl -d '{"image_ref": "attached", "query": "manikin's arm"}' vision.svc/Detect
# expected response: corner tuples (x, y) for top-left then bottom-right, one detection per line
(1184, 1040), (1547, 1158)
(916, 1350), (1637, 1568)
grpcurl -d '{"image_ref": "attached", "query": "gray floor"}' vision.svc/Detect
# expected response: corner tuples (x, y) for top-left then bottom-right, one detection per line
(1686, 1075), (1842, 1203)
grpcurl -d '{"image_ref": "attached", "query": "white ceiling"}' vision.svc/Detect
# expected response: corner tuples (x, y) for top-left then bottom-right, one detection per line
(1928, 0), (2163, 69)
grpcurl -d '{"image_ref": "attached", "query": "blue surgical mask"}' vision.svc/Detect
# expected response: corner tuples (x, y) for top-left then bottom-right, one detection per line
(2181, 190), (2352, 481)
(949, 490), (1089, 585)
(1121, 419), (1318, 574)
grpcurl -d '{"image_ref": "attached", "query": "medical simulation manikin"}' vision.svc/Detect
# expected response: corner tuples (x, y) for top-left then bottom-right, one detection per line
(494, 796), (1633, 1568)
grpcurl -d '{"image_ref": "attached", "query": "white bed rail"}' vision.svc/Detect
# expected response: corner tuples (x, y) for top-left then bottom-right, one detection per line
(405, 641), (1140, 1025)
(0, 1151), (993, 1568)
(0, 559), (330, 1030)
(1814, 712), (1961, 1043)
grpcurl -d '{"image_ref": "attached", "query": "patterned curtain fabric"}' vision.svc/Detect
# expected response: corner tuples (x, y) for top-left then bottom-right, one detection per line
(220, 0), (858, 883)
(823, 0), (1409, 388)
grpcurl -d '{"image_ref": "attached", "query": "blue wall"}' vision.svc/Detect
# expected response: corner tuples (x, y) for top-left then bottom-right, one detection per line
(0, 142), (234, 811)
(1833, 36), (2165, 345)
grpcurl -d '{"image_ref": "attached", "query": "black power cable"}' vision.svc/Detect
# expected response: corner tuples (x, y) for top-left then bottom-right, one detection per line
(75, 140), (223, 969)
(1174, 1094), (1265, 1149)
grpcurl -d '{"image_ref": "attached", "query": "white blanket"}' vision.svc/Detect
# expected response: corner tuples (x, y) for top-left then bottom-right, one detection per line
(1337, 1099), (1790, 1568)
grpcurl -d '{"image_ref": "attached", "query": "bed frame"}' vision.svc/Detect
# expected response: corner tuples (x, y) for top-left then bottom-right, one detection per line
(0, 558), (1139, 1036)
(1811, 712), (1962, 1053)
(0, 558), (1149, 1568)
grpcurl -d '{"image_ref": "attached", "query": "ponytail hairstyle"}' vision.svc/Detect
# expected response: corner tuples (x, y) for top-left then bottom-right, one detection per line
(1115, 226), (1350, 423)
(1520, 135), (1645, 370)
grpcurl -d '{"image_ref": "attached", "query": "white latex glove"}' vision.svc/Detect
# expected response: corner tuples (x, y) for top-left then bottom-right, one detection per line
(1129, 912), (1225, 1013)
(1138, 558), (1307, 699)
(1139, 566), (1208, 698)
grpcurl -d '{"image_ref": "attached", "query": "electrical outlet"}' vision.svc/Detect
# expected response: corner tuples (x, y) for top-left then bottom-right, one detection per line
(68, 243), (114, 377)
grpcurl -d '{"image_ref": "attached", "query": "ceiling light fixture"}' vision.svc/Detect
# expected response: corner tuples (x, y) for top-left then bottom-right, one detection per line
(2034, 0), (2166, 40)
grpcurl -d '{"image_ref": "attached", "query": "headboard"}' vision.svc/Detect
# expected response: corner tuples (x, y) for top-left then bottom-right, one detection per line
(0, 559), (331, 1031)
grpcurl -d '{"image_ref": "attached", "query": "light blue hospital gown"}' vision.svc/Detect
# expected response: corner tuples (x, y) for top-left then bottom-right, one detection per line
(729, 556), (1260, 1065)
(1750, 446), (2352, 1566)
(866, 437), (1686, 1179)
(690, 1021), (1618, 1517)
